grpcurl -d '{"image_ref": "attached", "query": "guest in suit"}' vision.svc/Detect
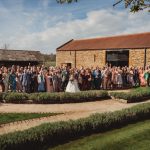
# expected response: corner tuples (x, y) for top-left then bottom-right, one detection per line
(61, 67), (69, 91)
(26, 69), (32, 93)
(31, 67), (38, 93)
(93, 68), (101, 90)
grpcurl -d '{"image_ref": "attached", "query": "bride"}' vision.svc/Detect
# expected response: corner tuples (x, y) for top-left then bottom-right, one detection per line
(66, 69), (80, 93)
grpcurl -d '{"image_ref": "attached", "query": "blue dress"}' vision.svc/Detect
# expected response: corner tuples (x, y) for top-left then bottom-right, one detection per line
(38, 75), (45, 92)
(9, 73), (16, 91)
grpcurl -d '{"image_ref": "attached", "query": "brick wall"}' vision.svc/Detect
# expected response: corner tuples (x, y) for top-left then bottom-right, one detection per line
(76, 50), (105, 68)
(146, 48), (150, 66)
(56, 51), (75, 67)
(57, 49), (150, 68)
(56, 50), (106, 68)
(129, 49), (145, 67)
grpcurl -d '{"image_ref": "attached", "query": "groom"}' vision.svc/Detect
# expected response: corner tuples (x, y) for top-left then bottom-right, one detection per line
(61, 67), (69, 91)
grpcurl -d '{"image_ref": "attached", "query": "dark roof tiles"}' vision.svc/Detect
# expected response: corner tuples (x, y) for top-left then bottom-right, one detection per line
(57, 32), (150, 51)
(0, 49), (43, 62)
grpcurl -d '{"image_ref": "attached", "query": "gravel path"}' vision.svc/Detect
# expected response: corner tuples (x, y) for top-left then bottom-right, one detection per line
(0, 99), (150, 135)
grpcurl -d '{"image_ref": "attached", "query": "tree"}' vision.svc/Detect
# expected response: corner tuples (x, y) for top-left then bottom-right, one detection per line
(113, 0), (150, 12)
(2, 43), (9, 49)
(56, 0), (150, 12)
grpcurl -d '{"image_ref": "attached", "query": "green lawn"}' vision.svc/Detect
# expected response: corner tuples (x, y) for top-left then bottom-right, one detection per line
(50, 120), (150, 150)
(0, 112), (60, 125)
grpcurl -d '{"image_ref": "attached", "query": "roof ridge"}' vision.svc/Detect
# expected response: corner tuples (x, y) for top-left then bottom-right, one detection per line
(57, 39), (74, 50)
(0, 49), (41, 53)
(74, 32), (150, 42)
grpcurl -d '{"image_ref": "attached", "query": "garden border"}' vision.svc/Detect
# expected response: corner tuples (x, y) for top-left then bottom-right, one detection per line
(0, 103), (150, 150)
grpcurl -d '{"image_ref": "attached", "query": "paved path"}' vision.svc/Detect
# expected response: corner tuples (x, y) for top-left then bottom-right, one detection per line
(0, 99), (150, 135)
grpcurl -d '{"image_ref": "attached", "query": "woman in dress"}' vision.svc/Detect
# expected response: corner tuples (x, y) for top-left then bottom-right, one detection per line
(16, 68), (22, 92)
(2, 67), (9, 92)
(85, 69), (92, 90)
(117, 69), (123, 88)
(45, 71), (53, 92)
(52, 71), (59, 92)
(139, 67), (146, 86)
(9, 69), (16, 92)
(0, 69), (5, 92)
(128, 68), (135, 87)
(66, 69), (80, 93)
(113, 67), (118, 89)
(37, 71), (45, 92)
(144, 67), (150, 86)
(56, 70), (62, 92)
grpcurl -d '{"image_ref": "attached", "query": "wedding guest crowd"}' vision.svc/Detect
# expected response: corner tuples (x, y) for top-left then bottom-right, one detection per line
(0, 64), (150, 93)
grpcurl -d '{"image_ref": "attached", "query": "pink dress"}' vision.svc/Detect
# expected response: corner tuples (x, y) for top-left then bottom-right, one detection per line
(139, 70), (146, 86)
(45, 75), (53, 92)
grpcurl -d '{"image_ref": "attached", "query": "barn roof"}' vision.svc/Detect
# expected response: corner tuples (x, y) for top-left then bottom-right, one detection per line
(0, 49), (44, 62)
(57, 32), (150, 51)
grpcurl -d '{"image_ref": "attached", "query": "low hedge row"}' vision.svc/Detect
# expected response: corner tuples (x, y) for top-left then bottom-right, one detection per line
(110, 87), (150, 103)
(1, 90), (109, 104)
(0, 103), (150, 150)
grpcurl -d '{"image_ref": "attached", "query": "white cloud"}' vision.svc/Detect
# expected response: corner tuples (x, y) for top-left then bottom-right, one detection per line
(1, 8), (150, 53)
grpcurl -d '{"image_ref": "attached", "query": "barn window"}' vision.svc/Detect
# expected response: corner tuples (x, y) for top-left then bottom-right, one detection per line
(106, 50), (129, 67)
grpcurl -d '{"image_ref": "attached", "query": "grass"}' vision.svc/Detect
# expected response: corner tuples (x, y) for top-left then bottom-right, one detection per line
(50, 119), (150, 150)
(0, 112), (60, 125)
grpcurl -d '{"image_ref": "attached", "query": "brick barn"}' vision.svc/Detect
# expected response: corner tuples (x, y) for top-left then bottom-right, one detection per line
(0, 49), (44, 67)
(56, 32), (150, 68)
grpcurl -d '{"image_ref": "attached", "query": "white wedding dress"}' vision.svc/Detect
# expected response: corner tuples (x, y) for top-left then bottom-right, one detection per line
(66, 79), (80, 93)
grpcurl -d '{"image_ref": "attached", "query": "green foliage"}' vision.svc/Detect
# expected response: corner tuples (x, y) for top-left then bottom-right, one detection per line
(29, 90), (109, 104)
(0, 103), (150, 150)
(50, 120), (150, 150)
(58, 0), (150, 12)
(114, 0), (150, 12)
(1, 90), (109, 104)
(110, 87), (150, 102)
(4, 92), (29, 103)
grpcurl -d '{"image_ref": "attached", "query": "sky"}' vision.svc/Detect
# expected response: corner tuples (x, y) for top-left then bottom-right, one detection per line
(0, 0), (150, 54)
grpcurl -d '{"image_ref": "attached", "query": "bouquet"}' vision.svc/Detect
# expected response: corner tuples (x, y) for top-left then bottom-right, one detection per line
(69, 75), (74, 82)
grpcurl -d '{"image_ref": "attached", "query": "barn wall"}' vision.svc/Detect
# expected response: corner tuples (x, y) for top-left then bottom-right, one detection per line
(56, 51), (75, 67)
(146, 48), (150, 66)
(76, 50), (105, 68)
(129, 49), (145, 67)
(56, 50), (106, 68)
(57, 48), (150, 68)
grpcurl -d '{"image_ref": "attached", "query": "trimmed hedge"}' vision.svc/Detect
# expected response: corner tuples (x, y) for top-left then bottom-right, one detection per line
(0, 103), (150, 150)
(1, 90), (109, 104)
(110, 87), (150, 103)
(4, 92), (29, 103)
(29, 90), (109, 104)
